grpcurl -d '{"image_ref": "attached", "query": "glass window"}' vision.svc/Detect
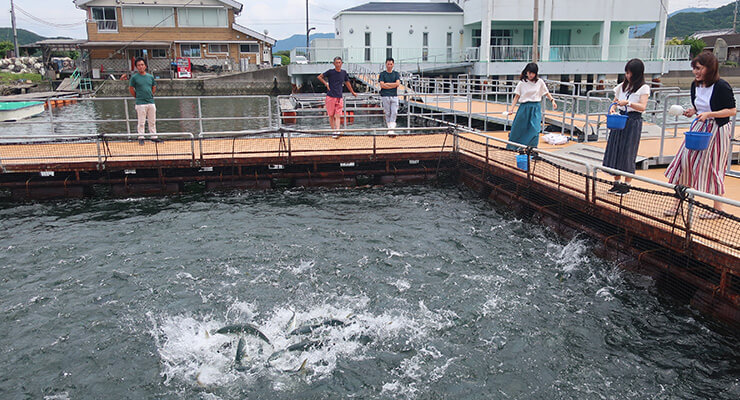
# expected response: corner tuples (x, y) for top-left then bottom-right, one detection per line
(122, 7), (174, 27)
(365, 32), (371, 47)
(472, 29), (481, 47)
(386, 32), (392, 46)
(239, 44), (259, 53)
(180, 44), (201, 58)
(208, 44), (229, 54)
(177, 8), (228, 27)
(91, 7), (117, 31)
(151, 49), (167, 58)
(422, 32), (429, 47)
(447, 32), (452, 47)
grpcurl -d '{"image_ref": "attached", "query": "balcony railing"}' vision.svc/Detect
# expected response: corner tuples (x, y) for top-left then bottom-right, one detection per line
(291, 44), (692, 64)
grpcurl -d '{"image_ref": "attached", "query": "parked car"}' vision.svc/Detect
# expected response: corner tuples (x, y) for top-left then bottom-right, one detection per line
(293, 55), (308, 64)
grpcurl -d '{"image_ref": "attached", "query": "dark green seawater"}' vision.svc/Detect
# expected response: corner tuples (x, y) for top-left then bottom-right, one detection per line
(0, 186), (738, 399)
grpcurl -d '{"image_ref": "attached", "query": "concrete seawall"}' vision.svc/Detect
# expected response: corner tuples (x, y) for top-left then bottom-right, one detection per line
(92, 66), (292, 97)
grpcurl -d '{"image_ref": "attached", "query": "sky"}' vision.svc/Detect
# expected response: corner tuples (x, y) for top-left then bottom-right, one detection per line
(1, 0), (737, 41)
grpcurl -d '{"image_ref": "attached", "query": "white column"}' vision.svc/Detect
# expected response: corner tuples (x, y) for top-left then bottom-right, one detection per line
(480, 0), (492, 62)
(601, 0), (614, 61)
(654, 1), (668, 60)
(541, 0), (552, 61)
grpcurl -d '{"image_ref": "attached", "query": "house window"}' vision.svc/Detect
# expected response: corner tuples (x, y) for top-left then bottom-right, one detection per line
(122, 7), (174, 27)
(240, 44), (259, 53)
(177, 8), (228, 27)
(422, 32), (429, 61)
(180, 44), (201, 58)
(491, 29), (512, 47)
(446, 32), (453, 61)
(91, 6), (117, 32)
(208, 44), (229, 54)
(472, 29), (481, 48)
(386, 32), (392, 59)
(151, 49), (167, 58)
(364, 32), (371, 62)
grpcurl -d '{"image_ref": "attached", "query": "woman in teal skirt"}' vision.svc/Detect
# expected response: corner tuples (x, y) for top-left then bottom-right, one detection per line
(506, 63), (557, 150)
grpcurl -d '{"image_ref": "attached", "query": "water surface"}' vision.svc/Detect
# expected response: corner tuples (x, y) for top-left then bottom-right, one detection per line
(0, 186), (738, 399)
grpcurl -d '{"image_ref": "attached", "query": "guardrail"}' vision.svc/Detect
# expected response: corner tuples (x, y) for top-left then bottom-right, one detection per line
(456, 129), (740, 257)
(0, 95), (273, 137)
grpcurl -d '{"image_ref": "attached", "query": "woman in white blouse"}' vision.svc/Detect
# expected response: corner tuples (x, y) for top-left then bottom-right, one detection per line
(506, 63), (557, 150)
(603, 58), (650, 196)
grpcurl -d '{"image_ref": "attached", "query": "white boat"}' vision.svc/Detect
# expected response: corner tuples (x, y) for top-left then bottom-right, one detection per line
(0, 101), (45, 121)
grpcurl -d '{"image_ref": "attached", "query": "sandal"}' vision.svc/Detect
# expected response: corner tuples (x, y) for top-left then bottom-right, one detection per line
(698, 212), (721, 220)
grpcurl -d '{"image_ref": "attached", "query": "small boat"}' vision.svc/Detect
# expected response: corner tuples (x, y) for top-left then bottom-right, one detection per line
(0, 101), (45, 121)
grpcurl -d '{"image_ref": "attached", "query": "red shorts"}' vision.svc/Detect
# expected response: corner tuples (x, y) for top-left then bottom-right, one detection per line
(325, 96), (344, 116)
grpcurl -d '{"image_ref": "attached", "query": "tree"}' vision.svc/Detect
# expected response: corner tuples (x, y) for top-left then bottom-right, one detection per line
(275, 50), (290, 65)
(682, 36), (706, 58)
(0, 40), (14, 58)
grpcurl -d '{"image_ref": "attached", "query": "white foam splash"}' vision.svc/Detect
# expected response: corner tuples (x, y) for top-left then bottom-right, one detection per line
(290, 260), (315, 275)
(150, 298), (457, 392)
(545, 236), (590, 272)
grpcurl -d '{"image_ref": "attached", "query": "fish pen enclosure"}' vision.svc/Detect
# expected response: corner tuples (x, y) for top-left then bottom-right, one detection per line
(0, 94), (738, 331)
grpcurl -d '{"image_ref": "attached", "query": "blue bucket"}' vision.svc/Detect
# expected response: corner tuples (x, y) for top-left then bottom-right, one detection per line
(685, 119), (712, 150)
(606, 102), (628, 130)
(516, 154), (529, 170)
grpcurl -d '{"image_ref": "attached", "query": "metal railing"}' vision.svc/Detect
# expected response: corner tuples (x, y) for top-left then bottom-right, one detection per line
(291, 45), (692, 64)
(0, 95), (273, 138)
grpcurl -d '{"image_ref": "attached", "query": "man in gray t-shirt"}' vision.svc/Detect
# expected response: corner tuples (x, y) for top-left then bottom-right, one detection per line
(378, 58), (400, 136)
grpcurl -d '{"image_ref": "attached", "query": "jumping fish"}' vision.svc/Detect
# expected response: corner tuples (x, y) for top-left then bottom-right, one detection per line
(287, 339), (324, 352)
(234, 337), (248, 371)
(286, 310), (297, 332)
(289, 319), (347, 336)
(214, 323), (271, 345)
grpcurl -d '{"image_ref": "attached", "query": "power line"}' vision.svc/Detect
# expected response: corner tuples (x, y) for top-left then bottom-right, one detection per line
(14, 5), (85, 28)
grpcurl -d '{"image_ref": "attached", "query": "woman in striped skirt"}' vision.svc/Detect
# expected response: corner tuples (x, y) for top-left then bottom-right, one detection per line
(603, 58), (650, 196)
(665, 51), (736, 217)
(506, 63), (557, 150)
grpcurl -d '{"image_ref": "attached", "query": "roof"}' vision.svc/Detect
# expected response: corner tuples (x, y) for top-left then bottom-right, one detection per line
(73, 0), (243, 13)
(233, 23), (276, 46)
(691, 29), (735, 39)
(340, 2), (463, 14)
(701, 34), (740, 48)
(80, 41), (172, 48)
(22, 39), (87, 48)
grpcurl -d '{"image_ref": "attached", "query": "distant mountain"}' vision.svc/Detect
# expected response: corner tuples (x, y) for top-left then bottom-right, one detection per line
(0, 28), (47, 45)
(274, 33), (335, 52)
(630, 8), (714, 38)
(642, 3), (739, 39)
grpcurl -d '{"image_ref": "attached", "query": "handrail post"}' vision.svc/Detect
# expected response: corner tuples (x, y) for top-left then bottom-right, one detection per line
(46, 98), (55, 134)
(197, 97), (204, 136)
(123, 98), (131, 135)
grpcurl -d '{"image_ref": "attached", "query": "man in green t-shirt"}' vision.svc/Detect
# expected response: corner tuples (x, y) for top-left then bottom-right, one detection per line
(129, 57), (158, 144)
(379, 57), (401, 136)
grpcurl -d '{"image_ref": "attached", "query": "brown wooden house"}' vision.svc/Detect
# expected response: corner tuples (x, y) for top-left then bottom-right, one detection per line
(73, 0), (276, 75)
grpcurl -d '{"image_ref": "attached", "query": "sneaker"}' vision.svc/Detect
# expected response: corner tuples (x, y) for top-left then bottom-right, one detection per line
(138, 136), (145, 145)
(332, 133), (340, 139)
(607, 183), (622, 194)
(152, 137), (164, 143)
(617, 184), (630, 196)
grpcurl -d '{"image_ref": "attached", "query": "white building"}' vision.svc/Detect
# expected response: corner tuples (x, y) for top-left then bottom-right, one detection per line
(294, 0), (689, 78)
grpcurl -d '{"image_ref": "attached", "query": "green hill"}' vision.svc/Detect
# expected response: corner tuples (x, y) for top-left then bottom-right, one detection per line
(0, 28), (47, 45)
(643, 2), (737, 39)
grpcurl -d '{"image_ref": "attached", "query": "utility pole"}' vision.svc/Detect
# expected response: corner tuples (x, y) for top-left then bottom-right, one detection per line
(10, 0), (19, 58)
(305, 0), (310, 50)
(532, 0), (539, 62)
